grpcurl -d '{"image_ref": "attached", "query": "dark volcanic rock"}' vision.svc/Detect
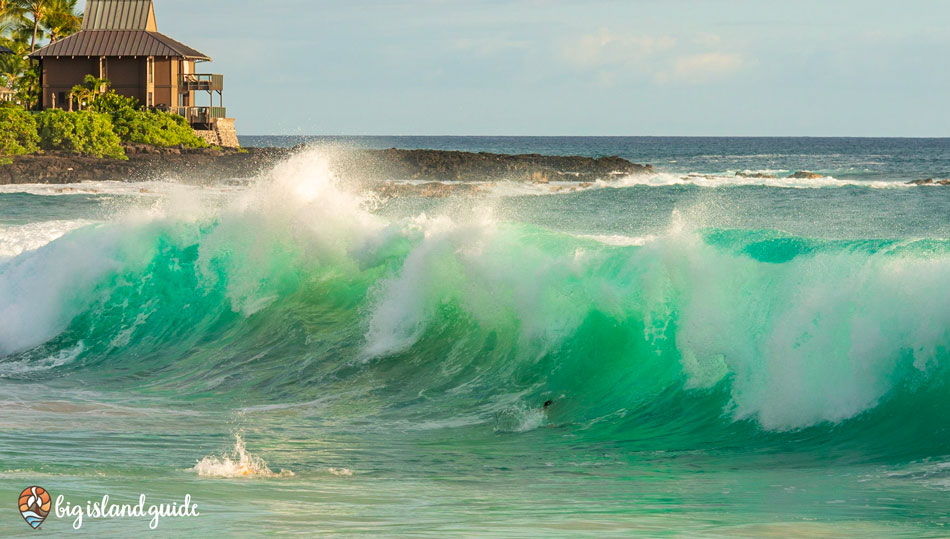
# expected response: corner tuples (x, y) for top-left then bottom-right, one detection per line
(735, 171), (775, 179)
(345, 148), (650, 183)
(907, 178), (950, 185)
(788, 171), (824, 179)
(0, 145), (290, 185)
(0, 146), (649, 185)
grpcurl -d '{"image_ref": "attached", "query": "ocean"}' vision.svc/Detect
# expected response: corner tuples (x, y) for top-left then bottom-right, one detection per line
(0, 137), (948, 536)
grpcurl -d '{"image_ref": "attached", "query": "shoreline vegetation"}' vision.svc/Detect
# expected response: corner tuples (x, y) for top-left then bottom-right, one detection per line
(0, 80), (207, 161)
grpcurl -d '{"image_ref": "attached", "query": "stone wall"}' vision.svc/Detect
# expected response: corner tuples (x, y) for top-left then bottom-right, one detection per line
(214, 118), (240, 148)
(192, 118), (240, 148)
(194, 129), (219, 146)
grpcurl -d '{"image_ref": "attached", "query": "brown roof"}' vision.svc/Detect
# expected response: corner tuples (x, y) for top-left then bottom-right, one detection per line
(82, 0), (157, 31)
(29, 30), (210, 60)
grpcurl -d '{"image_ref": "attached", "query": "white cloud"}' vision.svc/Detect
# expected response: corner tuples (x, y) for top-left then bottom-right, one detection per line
(657, 52), (744, 84)
(561, 28), (676, 69)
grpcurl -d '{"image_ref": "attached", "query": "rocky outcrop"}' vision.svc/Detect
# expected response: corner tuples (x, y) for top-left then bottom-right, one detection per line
(0, 144), (287, 185)
(788, 171), (824, 179)
(735, 171), (775, 179)
(334, 148), (650, 184)
(907, 178), (950, 186)
(0, 145), (648, 185)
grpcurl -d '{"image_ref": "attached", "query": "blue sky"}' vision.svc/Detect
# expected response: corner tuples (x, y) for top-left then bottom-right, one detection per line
(159, 0), (950, 136)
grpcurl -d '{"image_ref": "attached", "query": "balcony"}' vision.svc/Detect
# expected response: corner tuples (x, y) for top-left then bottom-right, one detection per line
(180, 73), (223, 92)
(177, 106), (227, 126)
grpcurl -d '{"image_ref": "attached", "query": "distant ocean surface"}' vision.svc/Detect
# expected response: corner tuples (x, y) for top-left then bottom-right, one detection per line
(0, 137), (948, 535)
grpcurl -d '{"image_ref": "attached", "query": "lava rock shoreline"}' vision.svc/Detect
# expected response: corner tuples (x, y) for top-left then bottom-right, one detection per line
(0, 145), (651, 186)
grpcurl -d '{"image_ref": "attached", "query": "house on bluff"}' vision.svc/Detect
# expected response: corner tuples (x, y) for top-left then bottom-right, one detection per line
(29, 0), (238, 147)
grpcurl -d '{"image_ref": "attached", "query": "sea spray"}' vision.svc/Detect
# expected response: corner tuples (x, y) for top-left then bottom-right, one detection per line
(0, 148), (946, 446)
(193, 433), (293, 478)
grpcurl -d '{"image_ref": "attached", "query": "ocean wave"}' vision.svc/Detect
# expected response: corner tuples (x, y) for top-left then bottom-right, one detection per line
(0, 148), (947, 446)
(0, 219), (96, 259)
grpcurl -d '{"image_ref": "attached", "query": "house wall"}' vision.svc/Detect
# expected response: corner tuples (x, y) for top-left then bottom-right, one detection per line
(154, 57), (174, 108)
(42, 57), (97, 109)
(41, 56), (185, 110)
(105, 57), (146, 103)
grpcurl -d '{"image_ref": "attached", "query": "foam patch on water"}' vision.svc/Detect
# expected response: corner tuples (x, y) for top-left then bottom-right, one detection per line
(193, 434), (293, 478)
(0, 220), (95, 259)
(493, 403), (548, 433)
(0, 342), (84, 378)
(574, 233), (657, 247)
(611, 171), (905, 189)
(378, 170), (910, 200)
(0, 180), (245, 197)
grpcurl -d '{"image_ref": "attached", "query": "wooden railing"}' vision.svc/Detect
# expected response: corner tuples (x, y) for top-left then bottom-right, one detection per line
(176, 106), (227, 125)
(180, 74), (224, 92)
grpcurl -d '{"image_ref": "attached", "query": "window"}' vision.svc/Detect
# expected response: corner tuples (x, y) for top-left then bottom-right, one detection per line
(148, 92), (154, 108)
(148, 57), (154, 84)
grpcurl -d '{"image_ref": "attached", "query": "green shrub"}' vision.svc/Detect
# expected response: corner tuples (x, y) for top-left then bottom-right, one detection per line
(0, 104), (40, 155)
(111, 107), (207, 148)
(36, 109), (126, 159)
(88, 91), (141, 114)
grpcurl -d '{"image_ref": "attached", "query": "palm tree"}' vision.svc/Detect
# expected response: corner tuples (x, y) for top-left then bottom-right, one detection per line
(0, 39), (26, 99)
(0, 0), (25, 39)
(14, 0), (51, 52)
(42, 0), (80, 43)
(70, 74), (108, 110)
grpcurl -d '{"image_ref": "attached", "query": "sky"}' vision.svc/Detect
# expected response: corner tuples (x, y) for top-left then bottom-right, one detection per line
(158, 0), (950, 136)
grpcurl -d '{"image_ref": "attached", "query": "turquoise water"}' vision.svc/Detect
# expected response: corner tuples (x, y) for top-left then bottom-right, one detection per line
(0, 140), (948, 536)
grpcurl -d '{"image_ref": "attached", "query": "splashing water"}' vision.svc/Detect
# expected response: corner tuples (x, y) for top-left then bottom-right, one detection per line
(193, 434), (293, 479)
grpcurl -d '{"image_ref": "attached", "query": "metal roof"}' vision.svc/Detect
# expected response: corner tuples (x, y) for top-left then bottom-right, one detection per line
(82, 0), (157, 31)
(30, 30), (210, 60)
(0, 46), (13, 54)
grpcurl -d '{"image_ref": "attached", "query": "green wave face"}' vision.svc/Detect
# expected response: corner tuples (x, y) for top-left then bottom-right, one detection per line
(1, 152), (949, 464)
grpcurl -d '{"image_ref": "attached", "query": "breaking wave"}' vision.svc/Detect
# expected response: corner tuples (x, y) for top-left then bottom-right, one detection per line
(0, 148), (948, 460)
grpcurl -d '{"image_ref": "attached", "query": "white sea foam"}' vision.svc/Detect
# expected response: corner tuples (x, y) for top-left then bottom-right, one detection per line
(193, 434), (293, 478)
(0, 342), (84, 377)
(0, 180), (245, 197)
(0, 219), (95, 259)
(494, 403), (548, 433)
(610, 171), (905, 189)
(0, 222), (141, 356)
(377, 170), (910, 199)
(574, 233), (657, 247)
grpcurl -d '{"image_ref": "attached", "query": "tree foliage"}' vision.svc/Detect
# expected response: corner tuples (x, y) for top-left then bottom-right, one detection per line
(0, 102), (38, 154)
(87, 87), (207, 148)
(1, 0), (81, 107)
(35, 108), (126, 159)
(111, 107), (207, 148)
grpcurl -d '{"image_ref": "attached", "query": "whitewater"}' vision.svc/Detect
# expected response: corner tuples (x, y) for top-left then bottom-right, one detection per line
(0, 140), (949, 536)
